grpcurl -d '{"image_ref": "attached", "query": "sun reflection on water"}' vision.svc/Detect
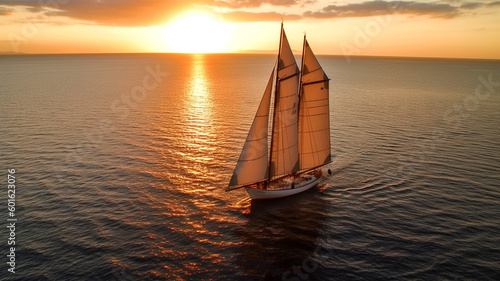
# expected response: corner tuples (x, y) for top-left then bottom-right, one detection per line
(185, 54), (213, 139)
(163, 54), (222, 196)
(138, 54), (254, 279)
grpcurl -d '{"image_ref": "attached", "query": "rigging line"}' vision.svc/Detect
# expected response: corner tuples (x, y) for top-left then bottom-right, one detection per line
(227, 178), (269, 191)
(238, 153), (268, 162)
(245, 136), (267, 142)
(278, 91), (299, 99)
(296, 33), (307, 175)
(305, 67), (322, 74)
(280, 63), (298, 70)
(275, 120), (298, 130)
(301, 96), (328, 103)
(301, 79), (330, 86)
(272, 138), (298, 151)
(255, 113), (269, 117)
(279, 72), (300, 82)
(296, 161), (332, 176)
(303, 112), (328, 117)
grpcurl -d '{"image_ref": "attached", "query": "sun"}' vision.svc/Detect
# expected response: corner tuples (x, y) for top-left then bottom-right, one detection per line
(164, 11), (231, 53)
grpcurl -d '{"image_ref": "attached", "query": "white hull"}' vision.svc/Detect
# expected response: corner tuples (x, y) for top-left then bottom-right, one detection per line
(245, 174), (321, 200)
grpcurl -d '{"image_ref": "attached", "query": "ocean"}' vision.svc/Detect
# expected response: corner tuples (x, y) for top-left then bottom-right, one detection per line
(0, 53), (499, 280)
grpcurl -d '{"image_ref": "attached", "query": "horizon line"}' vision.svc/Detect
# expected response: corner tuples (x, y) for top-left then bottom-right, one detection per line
(1, 51), (499, 62)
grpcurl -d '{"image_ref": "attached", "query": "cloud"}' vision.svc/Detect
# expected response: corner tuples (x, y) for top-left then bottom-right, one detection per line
(460, 1), (500, 9)
(218, 10), (301, 21)
(305, 1), (463, 19)
(0, 0), (215, 26)
(0, 0), (497, 26)
(0, 6), (13, 16)
(460, 2), (483, 9)
(487, 1), (500, 7)
(214, 0), (303, 8)
(0, 0), (300, 25)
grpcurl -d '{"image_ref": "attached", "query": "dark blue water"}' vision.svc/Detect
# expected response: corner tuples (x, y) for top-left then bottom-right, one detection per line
(1, 54), (499, 280)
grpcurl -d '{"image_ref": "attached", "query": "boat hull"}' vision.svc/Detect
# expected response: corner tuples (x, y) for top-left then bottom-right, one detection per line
(245, 174), (321, 200)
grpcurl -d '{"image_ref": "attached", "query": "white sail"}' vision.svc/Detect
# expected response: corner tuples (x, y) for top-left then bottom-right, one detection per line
(298, 39), (331, 170)
(229, 69), (274, 187)
(269, 27), (300, 179)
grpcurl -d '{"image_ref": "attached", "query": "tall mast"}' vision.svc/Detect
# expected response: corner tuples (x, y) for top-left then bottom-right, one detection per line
(298, 33), (306, 100)
(294, 33), (307, 176)
(268, 22), (283, 183)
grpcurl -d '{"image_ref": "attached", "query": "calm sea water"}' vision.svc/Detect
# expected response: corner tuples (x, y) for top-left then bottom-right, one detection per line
(1, 53), (499, 280)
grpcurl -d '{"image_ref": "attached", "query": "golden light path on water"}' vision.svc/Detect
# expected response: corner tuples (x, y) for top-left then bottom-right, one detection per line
(183, 54), (216, 183)
(134, 54), (252, 279)
(165, 54), (218, 195)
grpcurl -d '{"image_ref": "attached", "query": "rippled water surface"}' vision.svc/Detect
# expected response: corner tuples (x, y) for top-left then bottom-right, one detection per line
(1, 54), (499, 280)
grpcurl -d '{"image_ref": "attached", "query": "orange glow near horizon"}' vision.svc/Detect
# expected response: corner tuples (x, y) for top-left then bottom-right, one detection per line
(163, 11), (231, 53)
(0, 2), (499, 59)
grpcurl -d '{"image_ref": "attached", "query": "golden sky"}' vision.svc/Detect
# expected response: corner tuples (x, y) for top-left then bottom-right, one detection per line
(0, 0), (499, 59)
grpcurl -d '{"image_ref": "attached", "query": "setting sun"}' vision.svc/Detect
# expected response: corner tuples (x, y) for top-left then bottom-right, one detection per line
(163, 11), (231, 53)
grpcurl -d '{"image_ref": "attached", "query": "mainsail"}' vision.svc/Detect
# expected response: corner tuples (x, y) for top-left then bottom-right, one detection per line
(269, 26), (300, 179)
(298, 38), (331, 170)
(228, 70), (274, 188)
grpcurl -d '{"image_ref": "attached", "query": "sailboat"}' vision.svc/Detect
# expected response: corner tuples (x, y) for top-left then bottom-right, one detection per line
(227, 23), (331, 200)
